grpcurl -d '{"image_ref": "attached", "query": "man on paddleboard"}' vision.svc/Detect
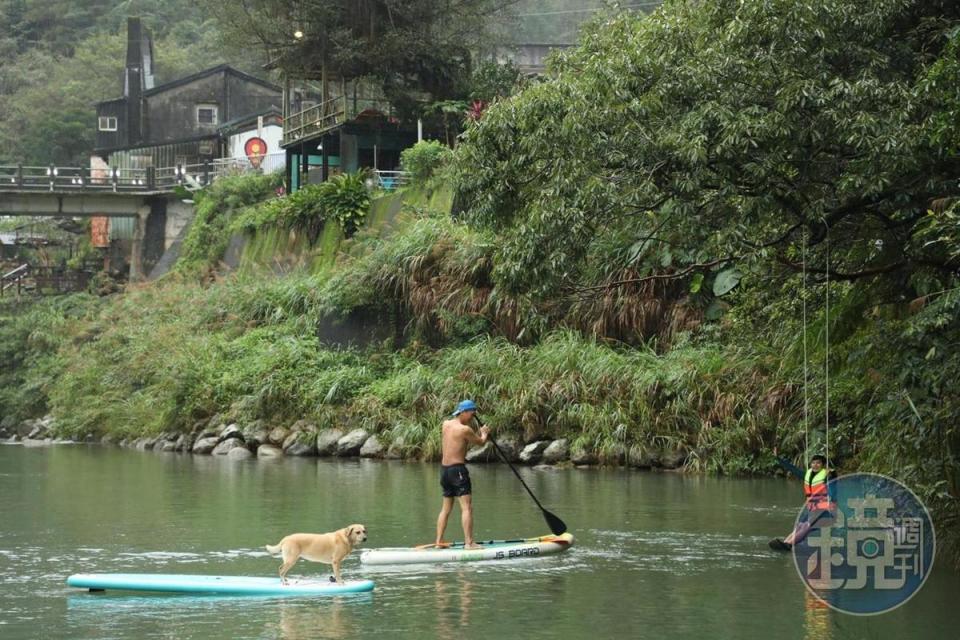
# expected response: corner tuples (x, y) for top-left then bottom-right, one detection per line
(435, 399), (490, 549)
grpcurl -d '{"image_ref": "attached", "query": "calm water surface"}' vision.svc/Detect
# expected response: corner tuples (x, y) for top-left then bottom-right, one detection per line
(1, 444), (958, 639)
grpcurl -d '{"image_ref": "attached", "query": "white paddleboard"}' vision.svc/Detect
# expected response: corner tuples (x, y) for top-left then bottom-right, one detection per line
(360, 532), (574, 565)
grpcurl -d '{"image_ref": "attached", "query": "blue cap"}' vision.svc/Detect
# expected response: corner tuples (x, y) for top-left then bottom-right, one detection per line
(452, 399), (478, 416)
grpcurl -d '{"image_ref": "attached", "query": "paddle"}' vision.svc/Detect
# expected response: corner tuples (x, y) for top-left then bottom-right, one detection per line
(476, 417), (568, 536)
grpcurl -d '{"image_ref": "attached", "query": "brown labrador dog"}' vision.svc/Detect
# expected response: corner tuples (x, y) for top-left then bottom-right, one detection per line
(265, 524), (368, 584)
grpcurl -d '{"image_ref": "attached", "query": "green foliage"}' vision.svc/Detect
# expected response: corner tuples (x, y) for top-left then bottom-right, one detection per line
(177, 173), (281, 274)
(456, 0), (960, 298)
(0, 275), (784, 473)
(469, 60), (523, 103)
(401, 141), (454, 185)
(0, 294), (100, 423)
(231, 172), (371, 240)
(316, 172), (371, 236)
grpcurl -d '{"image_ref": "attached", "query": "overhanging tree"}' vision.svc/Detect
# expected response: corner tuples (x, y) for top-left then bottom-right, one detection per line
(208, 0), (519, 116)
(455, 0), (960, 299)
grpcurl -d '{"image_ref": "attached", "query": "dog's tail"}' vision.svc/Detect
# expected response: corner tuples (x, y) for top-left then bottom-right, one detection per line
(265, 543), (282, 555)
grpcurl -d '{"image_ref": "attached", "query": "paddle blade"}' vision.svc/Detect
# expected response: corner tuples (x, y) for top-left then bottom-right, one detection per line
(543, 509), (567, 536)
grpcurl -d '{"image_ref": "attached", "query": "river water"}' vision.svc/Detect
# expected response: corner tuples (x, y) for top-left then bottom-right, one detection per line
(1, 444), (957, 639)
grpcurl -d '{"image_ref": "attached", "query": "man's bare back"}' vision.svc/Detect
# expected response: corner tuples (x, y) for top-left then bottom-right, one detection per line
(441, 418), (489, 465)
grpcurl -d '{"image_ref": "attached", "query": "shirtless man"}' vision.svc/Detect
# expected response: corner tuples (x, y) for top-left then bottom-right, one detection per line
(435, 399), (490, 549)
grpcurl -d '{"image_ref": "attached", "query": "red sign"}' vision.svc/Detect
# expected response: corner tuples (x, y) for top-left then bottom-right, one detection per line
(244, 137), (267, 168)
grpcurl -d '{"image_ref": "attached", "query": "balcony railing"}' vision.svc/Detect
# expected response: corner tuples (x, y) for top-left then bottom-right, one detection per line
(282, 95), (397, 147)
(373, 170), (410, 191)
(283, 96), (347, 147)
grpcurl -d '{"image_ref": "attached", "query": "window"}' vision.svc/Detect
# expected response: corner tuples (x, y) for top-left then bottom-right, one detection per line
(197, 104), (218, 125)
(98, 116), (117, 131)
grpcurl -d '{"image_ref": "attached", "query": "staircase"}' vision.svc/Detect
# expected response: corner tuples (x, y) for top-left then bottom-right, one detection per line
(0, 263), (29, 296)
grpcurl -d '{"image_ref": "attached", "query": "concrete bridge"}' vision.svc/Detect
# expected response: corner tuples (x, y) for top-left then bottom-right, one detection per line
(0, 163), (215, 281)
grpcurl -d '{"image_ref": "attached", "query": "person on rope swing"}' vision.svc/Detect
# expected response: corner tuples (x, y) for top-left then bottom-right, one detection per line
(769, 451), (837, 551)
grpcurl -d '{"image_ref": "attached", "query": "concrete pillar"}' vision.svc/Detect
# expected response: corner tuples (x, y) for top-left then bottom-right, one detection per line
(128, 204), (150, 282)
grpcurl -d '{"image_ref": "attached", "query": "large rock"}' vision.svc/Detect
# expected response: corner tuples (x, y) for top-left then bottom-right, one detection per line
(283, 431), (317, 456)
(600, 443), (628, 466)
(157, 440), (178, 452)
(385, 437), (406, 459)
(189, 419), (210, 435)
(268, 427), (290, 446)
(519, 440), (551, 464)
(0, 415), (16, 430)
(628, 445), (659, 469)
(241, 420), (269, 447)
(212, 439), (247, 455)
(227, 447), (254, 460)
(192, 436), (220, 454)
(194, 428), (219, 441)
(465, 442), (496, 463)
(134, 437), (157, 451)
(316, 429), (345, 456)
(27, 424), (47, 440)
(360, 435), (385, 458)
(661, 447), (688, 470)
(289, 419), (316, 433)
(174, 434), (193, 452)
(570, 447), (598, 466)
(257, 444), (284, 458)
(541, 439), (569, 464)
(336, 429), (370, 456)
(17, 419), (37, 438)
(493, 436), (520, 462)
(219, 423), (243, 442)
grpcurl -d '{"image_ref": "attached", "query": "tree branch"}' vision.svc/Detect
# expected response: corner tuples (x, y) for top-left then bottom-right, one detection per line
(570, 256), (737, 293)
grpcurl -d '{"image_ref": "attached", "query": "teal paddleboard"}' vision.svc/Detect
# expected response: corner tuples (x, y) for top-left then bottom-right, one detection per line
(66, 573), (374, 596)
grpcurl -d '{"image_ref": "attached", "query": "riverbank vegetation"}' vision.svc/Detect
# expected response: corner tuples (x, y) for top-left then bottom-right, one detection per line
(1, 0), (958, 564)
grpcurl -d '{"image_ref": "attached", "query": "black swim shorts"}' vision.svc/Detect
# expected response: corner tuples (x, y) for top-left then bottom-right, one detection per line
(440, 463), (472, 497)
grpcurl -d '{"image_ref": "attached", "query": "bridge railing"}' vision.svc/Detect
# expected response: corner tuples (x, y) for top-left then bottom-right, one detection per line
(1, 158), (289, 194)
(0, 163), (224, 193)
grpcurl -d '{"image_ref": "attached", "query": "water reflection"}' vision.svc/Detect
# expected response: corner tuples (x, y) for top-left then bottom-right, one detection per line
(66, 592), (374, 640)
(434, 570), (474, 640)
(803, 589), (833, 640)
(273, 596), (373, 640)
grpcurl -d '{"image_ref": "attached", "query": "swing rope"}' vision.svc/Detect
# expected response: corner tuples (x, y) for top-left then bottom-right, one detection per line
(801, 220), (831, 469)
(824, 221), (830, 469)
(802, 230), (810, 468)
